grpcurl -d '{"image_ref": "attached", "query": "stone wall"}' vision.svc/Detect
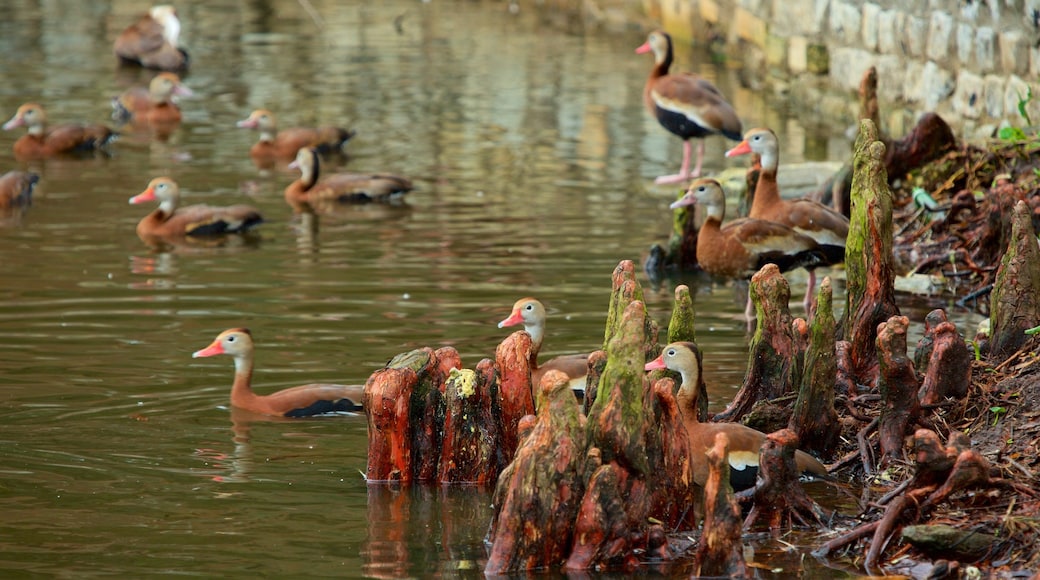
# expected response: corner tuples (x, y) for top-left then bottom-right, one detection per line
(582, 0), (1040, 139)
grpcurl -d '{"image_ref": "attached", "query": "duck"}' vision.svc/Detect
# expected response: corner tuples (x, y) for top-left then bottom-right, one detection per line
(113, 4), (189, 71)
(112, 72), (194, 126)
(284, 147), (412, 212)
(237, 109), (355, 167)
(725, 128), (848, 306)
(3, 103), (117, 159)
(497, 297), (588, 400)
(636, 30), (742, 185)
(0, 171), (39, 211)
(645, 341), (827, 490)
(670, 178), (827, 319)
(192, 328), (363, 417)
(129, 177), (263, 245)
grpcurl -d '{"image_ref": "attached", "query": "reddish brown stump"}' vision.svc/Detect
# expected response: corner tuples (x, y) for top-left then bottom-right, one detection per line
(988, 200), (1040, 362)
(646, 377), (697, 530)
(412, 347), (460, 481)
(839, 119), (900, 388)
(485, 371), (588, 574)
(695, 433), (747, 578)
(789, 277), (840, 456)
(494, 332), (536, 462)
(364, 365), (419, 482)
(915, 310), (972, 406)
(663, 284), (707, 421)
(743, 429), (827, 532)
(438, 360), (502, 485)
(877, 316), (921, 464)
(715, 264), (796, 422)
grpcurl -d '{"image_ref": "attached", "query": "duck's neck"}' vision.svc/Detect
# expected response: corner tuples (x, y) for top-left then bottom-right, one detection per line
(525, 323), (545, 369)
(651, 42), (673, 79)
(676, 370), (701, 423)
(300, 156), (318, 190)
(229, 354), (259, 407)
(258, 129), (276, 143)
(27, 123), (44, 137)
(752, 153), (780, 211)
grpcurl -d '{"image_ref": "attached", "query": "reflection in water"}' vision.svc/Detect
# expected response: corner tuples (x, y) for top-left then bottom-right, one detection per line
(362, 485), (493, 578)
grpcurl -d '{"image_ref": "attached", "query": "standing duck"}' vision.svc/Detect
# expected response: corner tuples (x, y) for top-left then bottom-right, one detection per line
(113, 4), (189, 71)
(645, 341), (827, 490)
(192, 328), (363, 417)
(112, 72), (194, 126)
(670, 178), (827, 319)
(497, 297), (588, 398)
(725, 127), (848, 306)
(284, 148), (412, 212)
(237, 109), (355, 168)
(0, 171), (39, 211)
(3, 103), (117, 159)
(636, 30), (742, 184)
(129, 177), (263, 246)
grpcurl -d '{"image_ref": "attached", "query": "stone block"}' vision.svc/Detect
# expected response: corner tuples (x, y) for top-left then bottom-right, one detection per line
(771, 0), (822, 36)
(906, 61), (955, 110)
(766, 33), (787, 67)
(952, 70), (985, 119)
(1032, 46), (1040, 77)
(788, 35), (809, 74)
(976, 27), (996, 74)
(1005, 76), (1036, 124)
(700, 0), (719, 24)
(734, 7), (767, 47)
(926, 11), (954, 62)
(983, 75), (1006, 118)
(830, 47), (875, 91)
(999, 31), (1029, 75)
(903, 60), (926, 103)
(873, 54), (906, 101)
(813, 0), (830, 33)
(956, 23), (974, 66)
(861, 3), (881, 50)
(829, 0), (861, 44)
(807, 43), (829, 74)
(905, 15), (927, 57)
(877, 9), (904, 55)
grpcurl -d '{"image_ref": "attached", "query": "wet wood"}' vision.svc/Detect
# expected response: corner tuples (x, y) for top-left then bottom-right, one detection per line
(647, 376), (697, 529)
(789, 277), (840, 456)
(715, 264), (795, 422)
(877, 316), (921, 463)
(743, 429), (827, 531)
(838, 119), (900, 388)
(664, 284), (706, 421)
(694, 433), (747, 578)
(364, 348), (436, 482)
(901, 524), (995, 560)
(988, 200), (1040, 362)
(438, 361), (502, 485)
(494, 332), (536, 461)
(915, 310), (972, 406)
(581, 350), (607, 416)
(486, 371), (588, 574)
(412, 347), (459, 481)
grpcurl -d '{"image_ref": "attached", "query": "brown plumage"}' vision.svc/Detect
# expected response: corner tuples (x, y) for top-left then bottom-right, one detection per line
(192, 328), (363, 417)
(112, 72), (193, 127)
(645, 341), (827, 490)
(636, 30), (742, 184)
(725, 127), (848, 304)
(129, 177), (263, 246)
(671, 178), (827, 318)
(284, 148), (412, 212)
(113, 5), (188, 71)
(498, 297), (588, 398)
(3, 103), (117, 159)
(237, 109), (355, 168)
(0, 171), (39, 211)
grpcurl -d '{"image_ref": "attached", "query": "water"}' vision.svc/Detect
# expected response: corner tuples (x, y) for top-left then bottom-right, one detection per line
(0, 0), (980, 576)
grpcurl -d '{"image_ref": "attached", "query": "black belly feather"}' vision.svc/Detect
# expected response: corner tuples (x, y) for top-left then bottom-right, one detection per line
(283, 397), (363, 418)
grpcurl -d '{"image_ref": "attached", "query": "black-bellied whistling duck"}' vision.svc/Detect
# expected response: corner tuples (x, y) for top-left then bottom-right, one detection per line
(284, 148), (412, 212)
(636, 30), (742, 184)
(3, 103), (117, 159)
(129, 177), (263, 245)
(237, 109), (355, 167)
(670, 178), (827, 319)
(112, 72), (194, 126)
(0, 171), (39, 211)
(725, 127), (848, 306)
(645, 341), (827, 490)
(497, 297), (588, 399)
(113, 4), (189, 71)
(192, 328), (363, 417)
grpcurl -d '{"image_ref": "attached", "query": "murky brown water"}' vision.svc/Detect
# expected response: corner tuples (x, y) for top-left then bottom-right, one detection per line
(0, 1), (983, 577)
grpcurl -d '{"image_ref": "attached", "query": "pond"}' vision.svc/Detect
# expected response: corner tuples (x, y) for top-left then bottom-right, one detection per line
(0, 0), (981, 576)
